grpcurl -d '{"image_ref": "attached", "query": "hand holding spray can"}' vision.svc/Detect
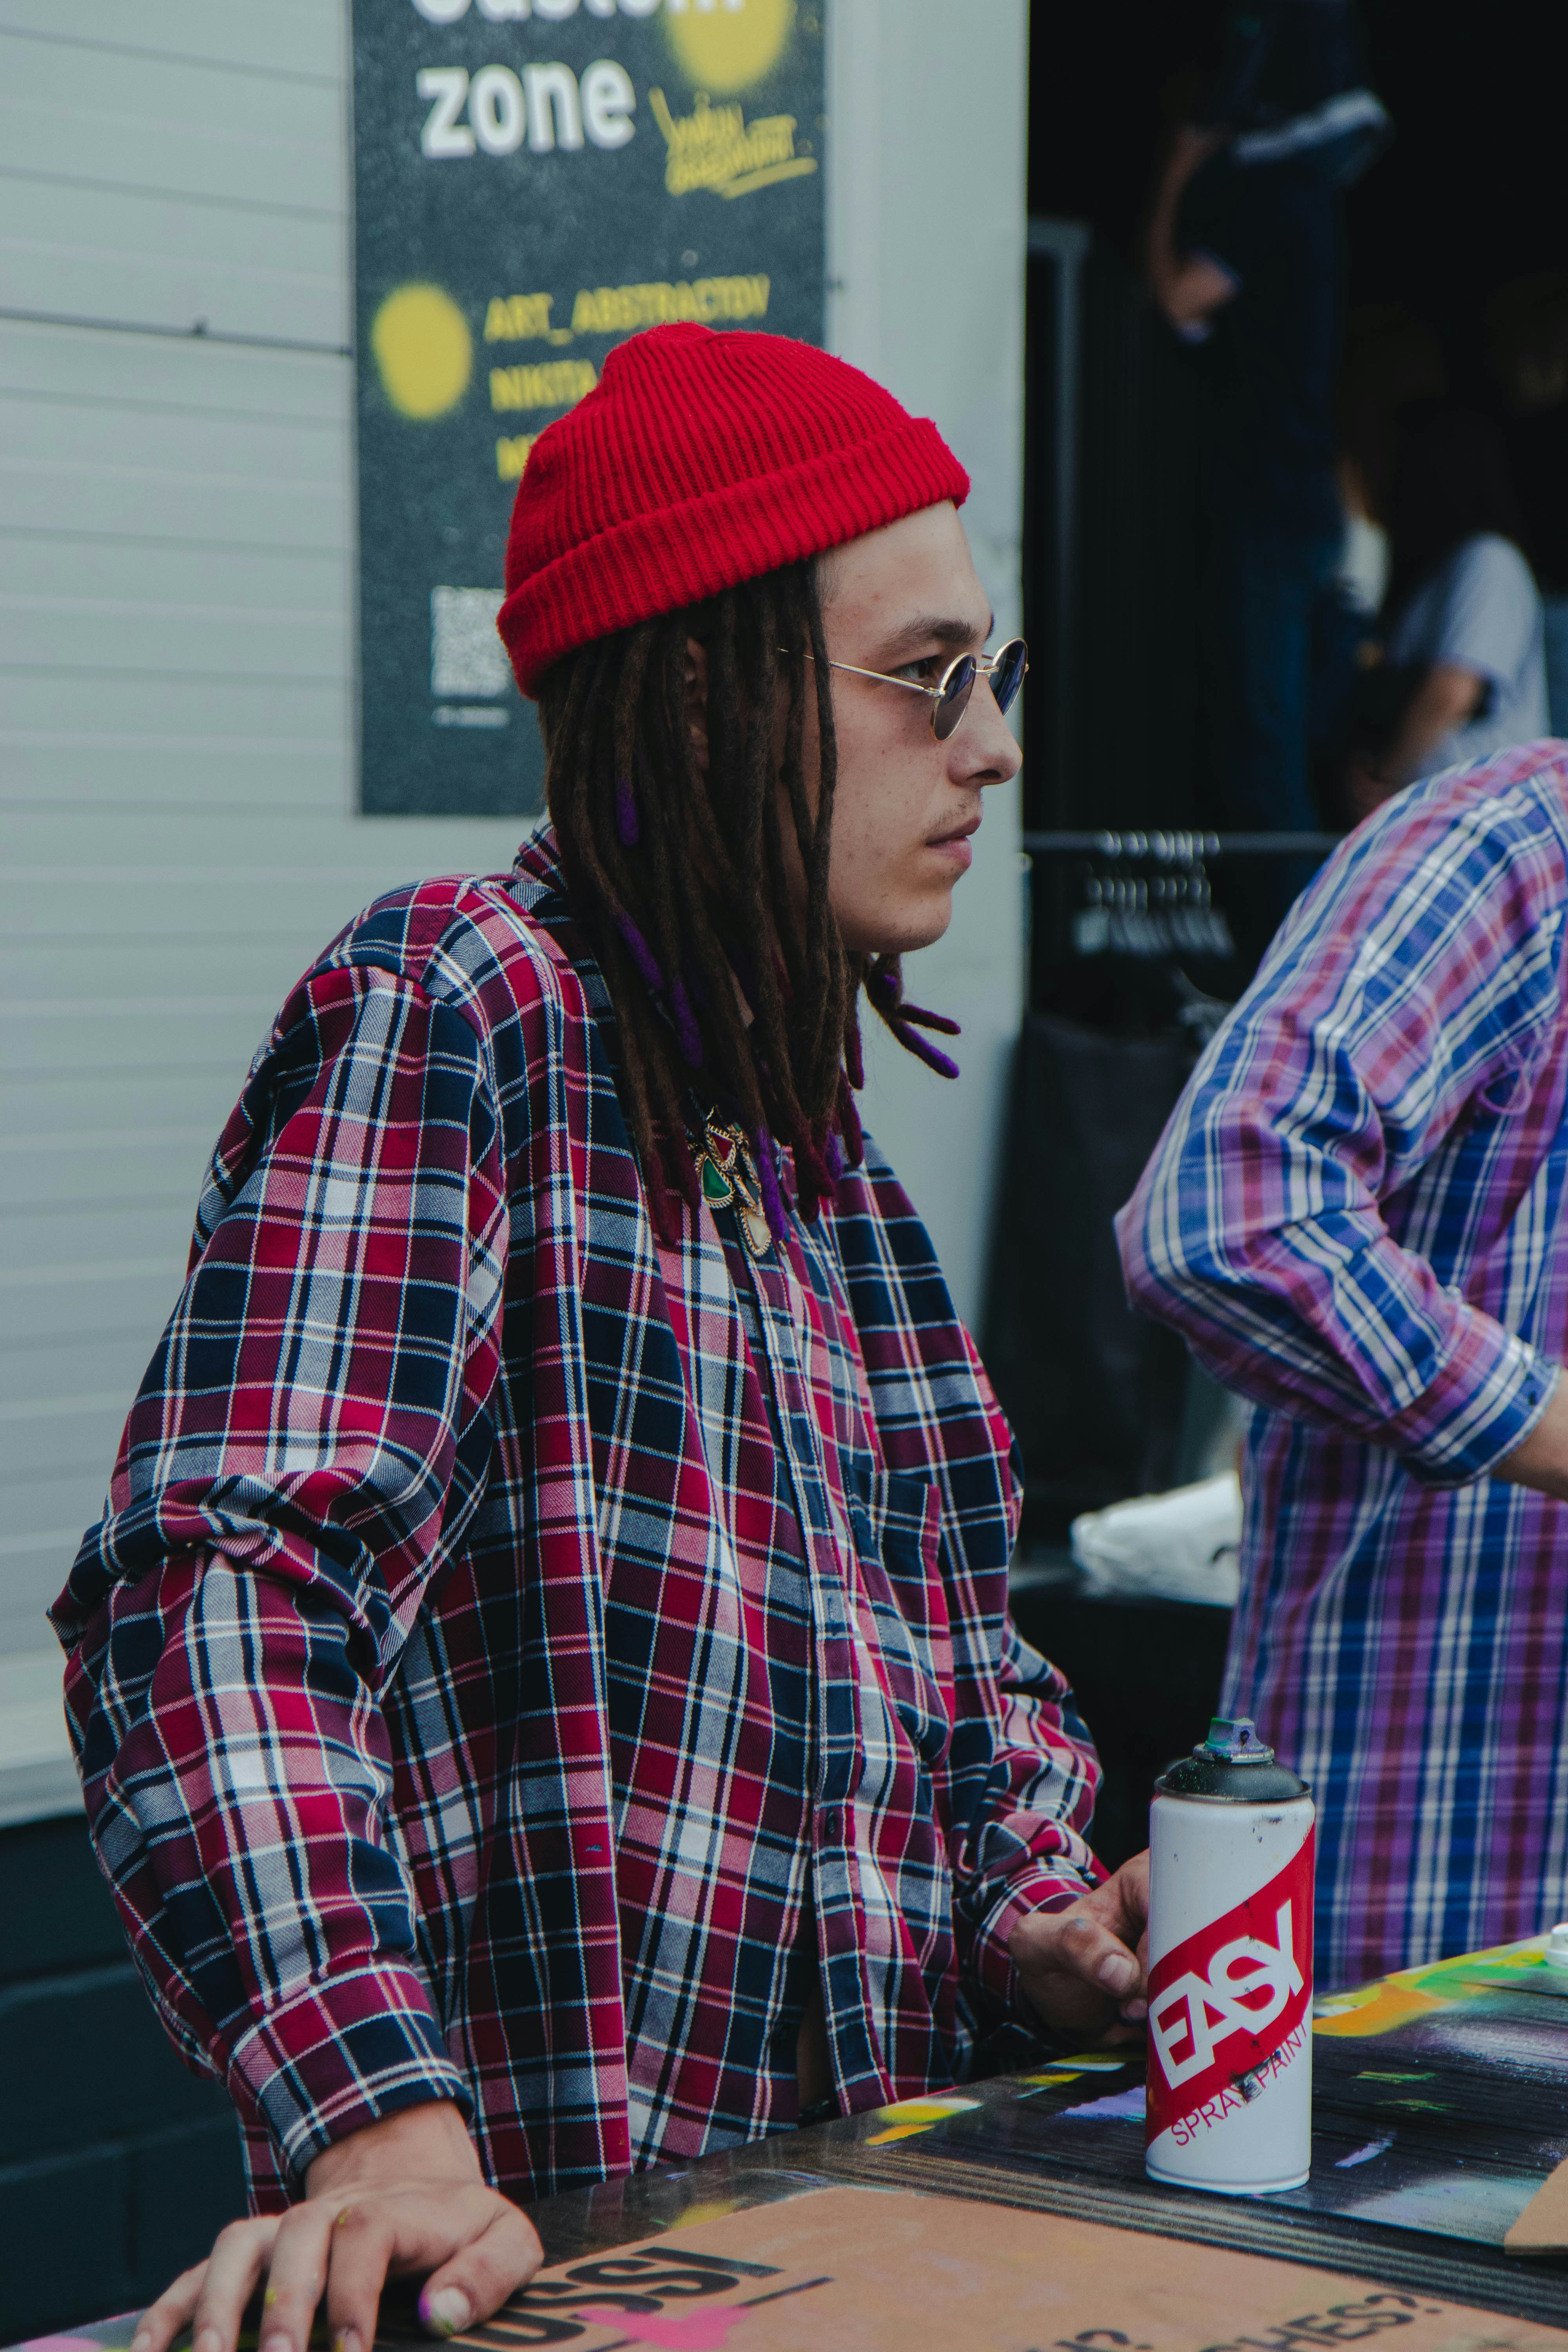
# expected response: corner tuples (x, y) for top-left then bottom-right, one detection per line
(1145, 1717), (1315, 2194)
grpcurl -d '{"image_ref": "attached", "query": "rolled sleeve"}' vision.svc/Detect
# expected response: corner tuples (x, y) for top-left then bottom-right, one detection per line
(966, 1866), (1094, 2023)
(230, 1968), (472, 2183)
(1370, 1297), (1558, 1483)
(953, 1622), (1103, 2026)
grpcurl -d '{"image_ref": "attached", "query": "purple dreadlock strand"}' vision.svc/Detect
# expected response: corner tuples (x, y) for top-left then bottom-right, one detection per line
(615, 775), (639, 846)
(755, 1126), (788, 1245)
(668, 976), (703, 1069)
(863, 960), (962, 1080)
(617, 911), (704, 1068)
(616, 908), (663, 993)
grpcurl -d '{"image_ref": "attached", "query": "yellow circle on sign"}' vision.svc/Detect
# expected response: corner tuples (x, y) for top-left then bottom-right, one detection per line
(370, 283), (472, 420)
(664, 0), (793, 94)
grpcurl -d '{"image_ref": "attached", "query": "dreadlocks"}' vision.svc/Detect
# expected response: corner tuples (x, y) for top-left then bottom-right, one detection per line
(537, 556), (960, 1237)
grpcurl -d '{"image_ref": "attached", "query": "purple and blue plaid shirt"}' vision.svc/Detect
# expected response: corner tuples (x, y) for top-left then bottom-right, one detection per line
(1120, 741), (1568, 1989)
(52, 829), (1101, 2212)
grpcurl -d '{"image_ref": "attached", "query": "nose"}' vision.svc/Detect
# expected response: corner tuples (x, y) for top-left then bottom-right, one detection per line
(950, 672), (1023, 787)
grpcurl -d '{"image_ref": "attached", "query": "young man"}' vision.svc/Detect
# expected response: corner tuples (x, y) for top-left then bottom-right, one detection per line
(55, 326), (1148, 2352)
(1119, 736), (1568, 1991)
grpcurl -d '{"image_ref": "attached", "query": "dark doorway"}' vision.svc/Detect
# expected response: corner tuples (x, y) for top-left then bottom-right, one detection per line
(1023, 0), (1567, 838)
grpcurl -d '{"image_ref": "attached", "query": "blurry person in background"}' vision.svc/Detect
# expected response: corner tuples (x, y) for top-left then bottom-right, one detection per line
(1488, 272), (1568, 735)
(1146, 0), (1388, 965)
(1346, 405), (1548, 816)
(1307, 307), (1445, 802)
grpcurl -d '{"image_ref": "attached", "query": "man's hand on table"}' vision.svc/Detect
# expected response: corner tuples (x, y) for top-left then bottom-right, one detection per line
(1010, 1852), (1150, 2044)
(130, 2101), (542, 2352)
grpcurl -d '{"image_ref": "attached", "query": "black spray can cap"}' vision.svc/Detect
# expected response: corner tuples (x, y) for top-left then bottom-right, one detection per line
(1154, 1716), (1311, 1804)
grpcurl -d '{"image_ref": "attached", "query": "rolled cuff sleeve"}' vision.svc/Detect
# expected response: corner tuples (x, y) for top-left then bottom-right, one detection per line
(967, 1867), (1094, 2024)
(1376, 1305), (1559, 1484)
(227, 1964), (473, 2184)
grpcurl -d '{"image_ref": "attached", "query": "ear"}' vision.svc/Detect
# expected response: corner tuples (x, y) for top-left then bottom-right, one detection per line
(684, 636), (710, 775)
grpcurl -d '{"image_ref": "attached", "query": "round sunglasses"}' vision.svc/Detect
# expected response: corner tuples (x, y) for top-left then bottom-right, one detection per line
(799, 638), (1029, 740)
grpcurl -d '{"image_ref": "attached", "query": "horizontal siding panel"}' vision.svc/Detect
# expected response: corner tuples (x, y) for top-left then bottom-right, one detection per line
(2, 1586), (81, 1657)
(0, 1150), (211, 1223)
(0, 739), (347, 813)
(0, 1198), (201, 1277)
(0, 316), (348, 422)
(0, 1002), (281, 1079)
(0, 1400), (132, 1486)
(0, 1329), (178, 1412)
(0, 674), (351, 752)
(0, 803), (530, 871)
(0, 844), (534, 933)
(0, 184), (348, 348)
(0, 1430), (142, 1506)
(1, 412), (350, 548)
(0, 1261), (187, 1348)
(0, 4), (343, 80)
(0, 534), (345, 608)
(0, 452), (349, 552)
(0, 1071), (248, 1140)
(0, 38), (344, 214)
(0, 939), (336, 1009)
(0, 879), (475, 946)
(0, 1178), (198, 1235)
(0, 591), (346, 686)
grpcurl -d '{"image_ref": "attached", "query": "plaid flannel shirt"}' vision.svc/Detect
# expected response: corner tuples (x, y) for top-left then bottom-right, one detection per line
(53, 829), (1101, 2212)
(1119, 742), (1568, 1987)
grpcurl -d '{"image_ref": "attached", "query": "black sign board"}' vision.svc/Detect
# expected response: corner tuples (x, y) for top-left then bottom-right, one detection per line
(350, 0), (827, 817)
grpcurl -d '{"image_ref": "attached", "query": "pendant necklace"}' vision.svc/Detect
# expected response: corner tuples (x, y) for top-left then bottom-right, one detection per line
(691, 1107), (773, 1260)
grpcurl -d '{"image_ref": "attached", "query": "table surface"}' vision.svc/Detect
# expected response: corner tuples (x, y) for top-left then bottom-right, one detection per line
(20, 1935), (1568, 2349)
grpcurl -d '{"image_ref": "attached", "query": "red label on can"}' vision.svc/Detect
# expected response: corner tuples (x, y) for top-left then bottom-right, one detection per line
(1145, 1826), (1314, 2145)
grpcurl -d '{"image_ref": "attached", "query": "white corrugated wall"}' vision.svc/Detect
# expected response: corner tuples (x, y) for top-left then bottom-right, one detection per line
(0, 0), (1028, 1801)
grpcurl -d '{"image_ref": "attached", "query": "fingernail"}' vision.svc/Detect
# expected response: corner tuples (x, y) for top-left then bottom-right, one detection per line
(132, 2335), (153, 2352)
(421, 2288), (472, 2339)
(196, 2329), (223, 2352)
(336, 2329), (362, 2352)
(262, 2332), (294, 2352)
(1120, 1996), (1149, 2022)
(1097, 1951), (1137, 1994)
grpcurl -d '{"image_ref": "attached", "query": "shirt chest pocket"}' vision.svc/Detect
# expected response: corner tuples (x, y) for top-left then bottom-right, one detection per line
(849, 1466), (955, 1770)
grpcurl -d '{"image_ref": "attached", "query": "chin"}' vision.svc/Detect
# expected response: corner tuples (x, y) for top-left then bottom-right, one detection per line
(845, 896), (954, 958)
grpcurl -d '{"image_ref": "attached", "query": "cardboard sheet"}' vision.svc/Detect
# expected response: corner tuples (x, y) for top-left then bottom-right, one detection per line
(1506, 2158), (1568, 2254)
(456, 2185), (1568, 2350)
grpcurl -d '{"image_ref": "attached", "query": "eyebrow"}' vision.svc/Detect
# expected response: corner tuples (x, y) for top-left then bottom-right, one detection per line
(873, 610), (995, 662)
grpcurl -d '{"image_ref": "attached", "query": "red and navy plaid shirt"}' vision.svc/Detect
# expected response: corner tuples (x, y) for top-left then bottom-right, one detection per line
(52, 831), (1102, 2213)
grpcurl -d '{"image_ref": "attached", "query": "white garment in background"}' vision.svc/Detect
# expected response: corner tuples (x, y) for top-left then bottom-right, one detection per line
(1069, 1473), (1242, 1609)
(1385, 532), (1550, 780)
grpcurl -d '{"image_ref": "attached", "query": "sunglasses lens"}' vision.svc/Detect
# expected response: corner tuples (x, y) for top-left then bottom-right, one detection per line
(992, 639), (1027, 716)
(933, 656), (976, 740)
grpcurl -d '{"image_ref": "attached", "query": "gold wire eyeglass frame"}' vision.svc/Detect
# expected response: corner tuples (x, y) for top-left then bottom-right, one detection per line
(787, 640), (1029, 739)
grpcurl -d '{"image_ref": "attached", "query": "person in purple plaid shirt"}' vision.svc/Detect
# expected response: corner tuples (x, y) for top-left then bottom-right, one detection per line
(1120, 735), (1568, 1994)
(53, 327), (1149, 2352)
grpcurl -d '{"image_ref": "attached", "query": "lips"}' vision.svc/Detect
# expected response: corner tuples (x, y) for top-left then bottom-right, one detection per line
(927, 815), (981, 850)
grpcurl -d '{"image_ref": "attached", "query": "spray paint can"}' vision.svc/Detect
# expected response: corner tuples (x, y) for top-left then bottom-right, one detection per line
(1145, 1716), (1315, 2194)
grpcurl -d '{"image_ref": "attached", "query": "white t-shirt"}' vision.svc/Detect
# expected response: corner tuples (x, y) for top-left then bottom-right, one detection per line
(1385, 533), (1550, 780)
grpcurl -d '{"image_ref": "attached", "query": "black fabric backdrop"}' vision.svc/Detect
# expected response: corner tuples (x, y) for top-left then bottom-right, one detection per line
(984, 1012), (1197, 1545)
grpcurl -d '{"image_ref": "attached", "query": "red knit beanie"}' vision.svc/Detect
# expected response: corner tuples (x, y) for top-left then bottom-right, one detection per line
(497, 324), (970, 697)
